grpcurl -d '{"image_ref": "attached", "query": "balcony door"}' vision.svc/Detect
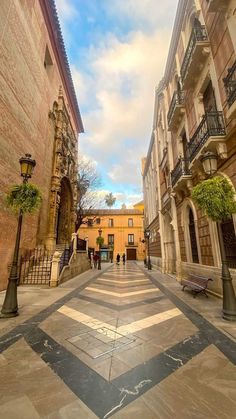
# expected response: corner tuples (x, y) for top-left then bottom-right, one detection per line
(203, 80), (217, 113)
(189, 207), (199, 263)
(181, 131), (188, 159)
(220, 217), (236, 269)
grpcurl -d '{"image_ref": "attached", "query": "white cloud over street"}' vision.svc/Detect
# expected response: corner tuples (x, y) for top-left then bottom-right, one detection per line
(56, 0), (178, 207)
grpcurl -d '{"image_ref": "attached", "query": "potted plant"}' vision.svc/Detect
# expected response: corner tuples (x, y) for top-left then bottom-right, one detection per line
(191, 176), (236, 321)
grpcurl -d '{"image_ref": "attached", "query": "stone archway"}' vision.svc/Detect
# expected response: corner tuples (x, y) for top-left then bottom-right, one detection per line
(56, 177), (74, 244)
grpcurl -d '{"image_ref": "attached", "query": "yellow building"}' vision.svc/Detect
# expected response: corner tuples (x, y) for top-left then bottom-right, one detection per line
(78, 204), (145, 261)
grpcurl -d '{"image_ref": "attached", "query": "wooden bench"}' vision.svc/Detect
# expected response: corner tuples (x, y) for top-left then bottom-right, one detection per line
(181, 275), (213, 298)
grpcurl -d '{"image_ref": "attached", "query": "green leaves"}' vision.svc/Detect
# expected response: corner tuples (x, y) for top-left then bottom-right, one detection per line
(6, 183), (42, 214)
(191, 176), (236, 221)
(96, 236), (104, 246)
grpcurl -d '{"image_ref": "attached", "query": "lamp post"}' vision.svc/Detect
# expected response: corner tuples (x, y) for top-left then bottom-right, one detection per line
(145, 229), (152, 270)
(1, 154), (36, 318)
(98, 228), (102, 270)
(201, 151), (236, 321)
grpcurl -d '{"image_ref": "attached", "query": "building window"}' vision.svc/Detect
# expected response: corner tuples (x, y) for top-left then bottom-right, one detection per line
(220, 217), (236, 269)
(108, 234), (114, 245)
(87, 219), (93, 227)
(108, 218), (114, 227)
(128, 234), (134, 245)
(128, 218), (133, 227)
(96, 218), (101, 224)
(188, 208), (199, 263)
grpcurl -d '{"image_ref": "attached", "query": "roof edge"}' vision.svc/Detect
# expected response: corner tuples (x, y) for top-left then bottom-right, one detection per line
(39, 0), (84, 133)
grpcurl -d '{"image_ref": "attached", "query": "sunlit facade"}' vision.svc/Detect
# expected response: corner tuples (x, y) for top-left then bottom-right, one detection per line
(143, 0), (236, 296)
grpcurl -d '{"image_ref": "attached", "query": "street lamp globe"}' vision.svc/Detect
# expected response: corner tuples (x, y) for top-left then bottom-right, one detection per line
(201, 151), (217, 177)
(19, 154), (36, 181)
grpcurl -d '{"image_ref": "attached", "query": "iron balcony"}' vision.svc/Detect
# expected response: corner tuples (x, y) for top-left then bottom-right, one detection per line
(188, 111), (226, 163)
(167, 90), (185, 129)
(180, 25), (210, 89)
(224, 60), (236, 110)
(171, 157), (192, 188)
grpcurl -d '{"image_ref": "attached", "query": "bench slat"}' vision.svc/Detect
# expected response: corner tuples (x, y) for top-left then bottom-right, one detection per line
(181, 275), (212, 297)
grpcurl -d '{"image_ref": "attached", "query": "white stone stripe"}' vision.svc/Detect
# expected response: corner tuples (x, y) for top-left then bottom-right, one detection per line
(97, 278), (150, 284)
(85, 287), (158, 297)
(57, 306), (182, 337)
(118, 308), (181, 335)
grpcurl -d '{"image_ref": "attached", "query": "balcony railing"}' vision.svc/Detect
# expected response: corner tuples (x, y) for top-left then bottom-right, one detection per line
(125, 242), (138, 247)
(188, 111), (226, 162)
(180, 25), (208, 84)
(223, 61), (236, 108)
(167, 90), (185, 127)
(171, 158), (191, 188)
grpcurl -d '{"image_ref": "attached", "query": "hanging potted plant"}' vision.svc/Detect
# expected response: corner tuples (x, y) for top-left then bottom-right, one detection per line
(191, 175), (236, 321)
(6, 183), (42, 214)
(191, 176), (236, 221)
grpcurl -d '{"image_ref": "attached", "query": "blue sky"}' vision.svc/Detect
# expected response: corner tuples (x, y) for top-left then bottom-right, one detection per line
(56, 0), (178, 207)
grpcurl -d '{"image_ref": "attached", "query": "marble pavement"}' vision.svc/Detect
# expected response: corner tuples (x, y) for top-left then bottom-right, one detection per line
(0, 262), (236, 418)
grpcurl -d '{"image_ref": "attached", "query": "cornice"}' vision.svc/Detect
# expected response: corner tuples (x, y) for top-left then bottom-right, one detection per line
(164, 0), (188, 83)
(39, 0), (84, 134)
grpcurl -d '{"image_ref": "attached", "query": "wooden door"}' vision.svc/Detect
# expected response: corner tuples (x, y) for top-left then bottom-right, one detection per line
(126, 249), (137, 260)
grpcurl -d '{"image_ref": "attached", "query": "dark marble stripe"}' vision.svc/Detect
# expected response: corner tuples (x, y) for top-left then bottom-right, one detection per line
(0, 265), (112, 354)
(139, 265), (236, 365)
(94, 281), (151, 289)
(77, 294), (166, 311)
(24, 326), (208, 419)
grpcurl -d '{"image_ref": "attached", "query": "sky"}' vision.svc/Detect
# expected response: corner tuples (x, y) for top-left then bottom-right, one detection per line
(56, 0), (178, 208)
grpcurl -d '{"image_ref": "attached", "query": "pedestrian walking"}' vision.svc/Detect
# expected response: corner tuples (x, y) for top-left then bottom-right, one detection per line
(122, 253), (126, 265)
(93, 253), (98, 268)
(90, 252), (93, 269)
(116, 253), (120, 265)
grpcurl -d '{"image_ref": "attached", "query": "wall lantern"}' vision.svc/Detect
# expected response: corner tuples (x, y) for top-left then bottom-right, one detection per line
(201, 151), (218, 176)
(19, 154), (36, 180)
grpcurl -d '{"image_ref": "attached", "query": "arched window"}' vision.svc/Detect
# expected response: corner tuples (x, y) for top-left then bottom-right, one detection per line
(188, 207), (199, 263)
(220, 217), (236, 268)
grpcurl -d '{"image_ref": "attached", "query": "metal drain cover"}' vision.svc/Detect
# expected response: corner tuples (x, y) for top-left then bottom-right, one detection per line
(67, 327), (136, 359)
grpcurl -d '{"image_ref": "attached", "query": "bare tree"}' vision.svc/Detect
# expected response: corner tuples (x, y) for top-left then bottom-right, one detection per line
(76, 157), (103, 229)
(105, 192), (116, 208)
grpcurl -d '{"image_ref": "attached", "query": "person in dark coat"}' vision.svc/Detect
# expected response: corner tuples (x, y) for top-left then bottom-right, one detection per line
(116, 253), (120, 265)
(122, 253), (126, 265)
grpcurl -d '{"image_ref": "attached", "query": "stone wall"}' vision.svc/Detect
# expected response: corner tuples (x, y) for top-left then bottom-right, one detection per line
(59, 252), (91, 285)
(0, 1), (80, 290)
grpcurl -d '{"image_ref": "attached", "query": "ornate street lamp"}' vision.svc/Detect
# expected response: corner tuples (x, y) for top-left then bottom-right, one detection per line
(98, 228), (102, 270)
(144, 229), (152, 270)
(201, 151), (218, 176)
(1, 154), (36, 318)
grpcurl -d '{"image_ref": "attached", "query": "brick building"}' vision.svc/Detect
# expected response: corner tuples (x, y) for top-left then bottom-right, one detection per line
(142, 0), (236, 296)
(78, 203), (145, 262)
(0, 1), (83, 290)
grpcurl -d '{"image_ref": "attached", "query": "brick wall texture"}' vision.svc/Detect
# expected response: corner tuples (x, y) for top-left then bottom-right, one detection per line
(0, 1), (78, 290)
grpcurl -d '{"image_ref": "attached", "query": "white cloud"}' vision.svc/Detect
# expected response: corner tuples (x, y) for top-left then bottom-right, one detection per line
(56, 0), (78, 19)
(76, 28), (171, 176)
(56, 0), (178, 205)
(105, 0), (177, 28)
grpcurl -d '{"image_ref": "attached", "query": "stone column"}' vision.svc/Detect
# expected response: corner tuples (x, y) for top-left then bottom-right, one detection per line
(72, 232), (77, 253)
(50, 251), (61, 287)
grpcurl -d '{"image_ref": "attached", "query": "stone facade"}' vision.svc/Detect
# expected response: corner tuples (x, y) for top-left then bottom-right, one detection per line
(143, 0), (236, 296)
(0, 1), (83, 290)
